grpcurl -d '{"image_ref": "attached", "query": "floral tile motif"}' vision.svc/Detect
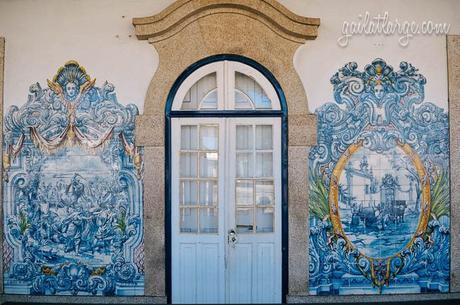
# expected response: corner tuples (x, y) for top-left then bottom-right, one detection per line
(2, 61), (144, 295)
(309, 59), (449, 295)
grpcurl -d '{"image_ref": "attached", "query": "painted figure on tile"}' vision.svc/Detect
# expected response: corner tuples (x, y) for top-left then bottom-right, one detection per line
(64, 82), (78, 101)
(309, 59), (449, 295)
(2, 61), (144, 295)
(47, 60), (94, 103)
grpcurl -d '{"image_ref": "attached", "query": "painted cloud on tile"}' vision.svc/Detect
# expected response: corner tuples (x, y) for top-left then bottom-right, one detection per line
(309, 59), (449, 295)
(2, 61), (144, 295)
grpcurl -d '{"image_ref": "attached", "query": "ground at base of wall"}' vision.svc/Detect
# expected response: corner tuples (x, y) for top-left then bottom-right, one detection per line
(2, 301), (460, 305)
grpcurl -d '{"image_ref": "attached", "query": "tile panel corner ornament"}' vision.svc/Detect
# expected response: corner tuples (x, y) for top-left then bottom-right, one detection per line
(2, 61), (144, 295)
(309, 59), (449, 295)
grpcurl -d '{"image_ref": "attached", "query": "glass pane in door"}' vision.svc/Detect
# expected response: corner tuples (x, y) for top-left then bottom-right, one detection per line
(236, 207), (254, 233)
(200, 125), (218, 150)
(236, 180), (253, 205)
(199, 180), (218, 206)
(200, 153), (218, 177)
(180, 180), (198, 205)
(180, 152), (198, 177)
(256, 207), (274, 232)
(200, 208), (218, 233)
(181, 125), (198, 149)
(255, 180), (274, 205)
(180, 208), (198, 233)
(255, 125), (272, 149)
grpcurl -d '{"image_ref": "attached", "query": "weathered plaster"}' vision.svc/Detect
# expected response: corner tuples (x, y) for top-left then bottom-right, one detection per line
(133, 0), (319, 297)
(135, 114), (164, 147)
(448, 35), (460, 293)
(289, 114), (316, 146)
(142, 146), (166, 296)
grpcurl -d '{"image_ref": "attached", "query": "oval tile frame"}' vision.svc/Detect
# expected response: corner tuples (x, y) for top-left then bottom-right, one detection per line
(328, 139), (431, 268)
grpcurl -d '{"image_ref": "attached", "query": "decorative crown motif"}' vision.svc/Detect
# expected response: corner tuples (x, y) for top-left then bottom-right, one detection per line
(311, 58), (447, 180)
(4, 60), (143, 180)
(47, 61), (96, 102)
(330, 58), (426, 109)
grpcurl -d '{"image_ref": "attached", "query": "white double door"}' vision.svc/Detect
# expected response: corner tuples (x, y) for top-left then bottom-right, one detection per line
(171, 117), (281, 304)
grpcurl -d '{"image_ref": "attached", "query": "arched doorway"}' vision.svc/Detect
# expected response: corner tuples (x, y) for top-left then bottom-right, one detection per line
(165, 55), (288, 304)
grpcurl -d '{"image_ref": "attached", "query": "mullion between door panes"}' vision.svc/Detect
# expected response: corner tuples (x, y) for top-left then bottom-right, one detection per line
(255, 125), (274, 232)
(235, 178), (275, 234)
(235, 125), (253, 233)
(235, 125), (274, 234)
(180, 124), (219, 234)
(199, 124), (218, 234)
(252, 130), (256, 233)
(255, 179), (275, 233)
(179, 125), (198, 233)
(180, 178), (218, 208)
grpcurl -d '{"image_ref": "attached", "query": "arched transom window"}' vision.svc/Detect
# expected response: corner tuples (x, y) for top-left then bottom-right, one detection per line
(172, 61), (281, 111)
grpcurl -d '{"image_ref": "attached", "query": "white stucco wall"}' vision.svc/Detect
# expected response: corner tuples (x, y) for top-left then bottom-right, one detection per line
(0, 0), (459, 112)
(0, 0), (166, 112)
(288, 0), (460, 111)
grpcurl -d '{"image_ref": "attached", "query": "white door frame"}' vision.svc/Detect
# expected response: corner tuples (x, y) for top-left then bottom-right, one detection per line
(165, 56), (288, 304)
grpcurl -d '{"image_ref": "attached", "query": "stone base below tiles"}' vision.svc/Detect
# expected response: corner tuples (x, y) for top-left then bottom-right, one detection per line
(0, 294), (166, 304)
(287, 292), (460, 304)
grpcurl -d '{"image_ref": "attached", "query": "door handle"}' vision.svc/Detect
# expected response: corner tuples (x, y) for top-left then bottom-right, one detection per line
(228, 228), (238, 247)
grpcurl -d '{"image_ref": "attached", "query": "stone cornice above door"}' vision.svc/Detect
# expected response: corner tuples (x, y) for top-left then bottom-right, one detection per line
(133, 0), (320, 149)
(133, 0), (319, 43)
(133, 0), (320, 297)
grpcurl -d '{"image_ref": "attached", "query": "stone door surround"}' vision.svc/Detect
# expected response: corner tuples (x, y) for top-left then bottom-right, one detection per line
(132, 0), (320, 298)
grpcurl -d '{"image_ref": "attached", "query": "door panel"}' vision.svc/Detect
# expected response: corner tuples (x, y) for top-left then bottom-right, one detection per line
(228, 243), (253, 304)
(172, 118), (281, 304)
(172, 119), (226, 304)
(197, 243), (222, 303)
(178, 243), (197, 303)
(227, 118), (281, 304)
(254, 243), (276, 303)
